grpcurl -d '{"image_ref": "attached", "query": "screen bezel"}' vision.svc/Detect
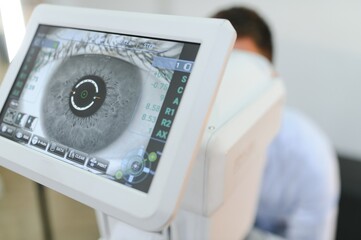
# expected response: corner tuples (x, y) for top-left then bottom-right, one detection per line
(0, 4), (236, 231)
(0, 24), (201, 193)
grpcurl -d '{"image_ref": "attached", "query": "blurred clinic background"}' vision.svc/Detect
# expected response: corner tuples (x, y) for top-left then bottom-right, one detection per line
(0, 0), (360, 239)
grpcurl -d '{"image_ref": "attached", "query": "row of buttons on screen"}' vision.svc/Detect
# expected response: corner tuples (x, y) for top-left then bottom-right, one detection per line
(0, 123), (109, 173)
(3, 107), (38, 131)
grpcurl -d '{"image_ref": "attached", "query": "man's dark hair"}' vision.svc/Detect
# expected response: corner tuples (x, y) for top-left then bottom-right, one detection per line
(213, 7), (273, 62)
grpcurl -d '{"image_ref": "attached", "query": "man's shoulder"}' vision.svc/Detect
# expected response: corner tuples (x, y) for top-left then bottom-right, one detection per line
(264, 106), (339, 206)
(276, 107), (331, 148)
(268, 107), (336, 173)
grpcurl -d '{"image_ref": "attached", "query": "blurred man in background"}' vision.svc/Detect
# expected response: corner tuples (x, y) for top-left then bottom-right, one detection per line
(213, 7), (340, 240)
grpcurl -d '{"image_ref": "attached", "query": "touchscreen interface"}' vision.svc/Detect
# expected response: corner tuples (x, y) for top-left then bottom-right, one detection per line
(0, 25), (200, 193)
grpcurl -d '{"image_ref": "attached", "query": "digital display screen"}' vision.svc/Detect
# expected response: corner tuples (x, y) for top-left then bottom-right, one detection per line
(0, 25), (200, 193)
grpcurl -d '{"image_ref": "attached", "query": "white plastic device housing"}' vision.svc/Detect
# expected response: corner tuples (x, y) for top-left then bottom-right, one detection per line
(98, 52), (285, 239)
(174, 52), (285, 240)
(0, 5), (236, 231)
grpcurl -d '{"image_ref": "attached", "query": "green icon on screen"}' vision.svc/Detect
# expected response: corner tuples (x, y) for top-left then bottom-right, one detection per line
(148, 152), (157, 162)
(115, 170), (123, 180)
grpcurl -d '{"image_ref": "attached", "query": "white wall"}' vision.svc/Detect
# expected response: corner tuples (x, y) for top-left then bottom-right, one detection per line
(167, 0), (361, 158)
(31, 0), (361, 158)
(43, 0), (166, 13)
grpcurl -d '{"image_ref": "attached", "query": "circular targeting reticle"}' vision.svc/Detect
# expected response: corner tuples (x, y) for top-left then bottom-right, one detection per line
(69, 76), (106, 117)
(41, 54), (142, 153)
(120, 151), (152, 184)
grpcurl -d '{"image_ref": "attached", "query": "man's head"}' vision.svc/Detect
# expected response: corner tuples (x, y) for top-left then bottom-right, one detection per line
(212, 7), (273, 62)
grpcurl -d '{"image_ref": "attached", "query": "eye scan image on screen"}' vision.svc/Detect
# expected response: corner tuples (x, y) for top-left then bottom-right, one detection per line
(0, 25), (200, 192)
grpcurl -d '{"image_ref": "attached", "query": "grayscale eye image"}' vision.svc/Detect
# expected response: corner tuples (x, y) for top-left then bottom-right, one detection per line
(3, 25), (192, 191)
(42, 54), (142, 153)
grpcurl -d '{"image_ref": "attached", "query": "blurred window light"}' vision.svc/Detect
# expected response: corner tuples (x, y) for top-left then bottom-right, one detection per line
(0, 0), (25, 62)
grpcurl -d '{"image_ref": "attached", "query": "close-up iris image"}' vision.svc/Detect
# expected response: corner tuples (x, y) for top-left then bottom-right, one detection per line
(16, 26), (185, 186)
(42, 53), (142, 153)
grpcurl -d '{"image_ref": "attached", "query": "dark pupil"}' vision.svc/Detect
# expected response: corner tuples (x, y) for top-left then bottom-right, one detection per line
(69, 75), (106, 117)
